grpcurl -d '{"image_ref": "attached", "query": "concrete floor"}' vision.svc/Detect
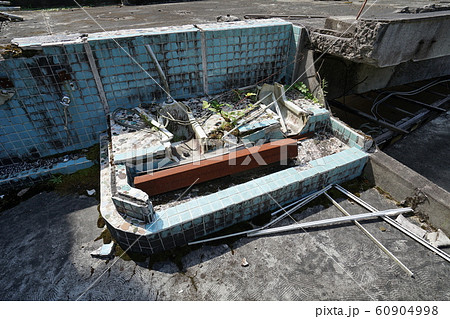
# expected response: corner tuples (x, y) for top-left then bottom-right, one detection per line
(1, 0), (437, 44)
(1, 188), (449, 300)
(385, 110), (450, 192)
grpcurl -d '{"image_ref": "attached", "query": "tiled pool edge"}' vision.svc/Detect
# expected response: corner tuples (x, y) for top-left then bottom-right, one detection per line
(100, 135), (369, 255)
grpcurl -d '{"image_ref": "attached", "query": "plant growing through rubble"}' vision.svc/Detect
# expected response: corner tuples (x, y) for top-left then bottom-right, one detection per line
(291, 81), (320, 104)
(202, 100), (242, 127)
(48, 174), (63, 185)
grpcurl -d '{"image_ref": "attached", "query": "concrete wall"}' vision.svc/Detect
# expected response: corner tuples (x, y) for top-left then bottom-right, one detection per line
(364, 150), (450, 235)
(0, 19), (296, 165)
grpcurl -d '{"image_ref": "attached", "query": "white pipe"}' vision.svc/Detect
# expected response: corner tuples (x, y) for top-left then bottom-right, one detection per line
(188, 229), (260, 246)
(247, 208), (413, 237)
(262, 185), (333, 231)
(334, 184), (450, 264)
(145, 44), (171, 102)
(187, 186), (332, 246)
(324, 192), (414, 277)
(270, 185), (332, 217)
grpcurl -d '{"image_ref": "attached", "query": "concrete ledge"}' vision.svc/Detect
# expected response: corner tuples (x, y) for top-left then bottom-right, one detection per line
(364, 150), (450, 234)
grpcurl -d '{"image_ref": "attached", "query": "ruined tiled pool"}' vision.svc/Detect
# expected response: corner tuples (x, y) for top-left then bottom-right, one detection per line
(0, 18), (373, 254)
(100, 95), (372, 254)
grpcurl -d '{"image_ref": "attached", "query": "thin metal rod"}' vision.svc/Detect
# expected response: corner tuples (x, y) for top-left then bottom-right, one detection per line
(145, 44), (171, 101)
(248, 208), (412, 237)
(334, 184), (450, 263)
(188, 185), (332, 245)
(390, 95), (446, 112)
(264, 185), (333, 228)
(188, 229), (260, 246)
(328, 100), (409, 134)
(356, 0), (368, 20)
(271, 185), (333, 217)
(244, 14), (326, 19)
(324, 192), (414, 277)
(375, 110), (430, 145)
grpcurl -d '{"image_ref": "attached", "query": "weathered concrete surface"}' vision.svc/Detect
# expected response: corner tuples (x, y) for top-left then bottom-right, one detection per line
(0, 0), (435, 44)
(311, 12), (450, 67)
(1, 189), (449, 300)
(317, 54), (450, 99)
(364, 146), (450, 235)
(384, 110), (450, 192)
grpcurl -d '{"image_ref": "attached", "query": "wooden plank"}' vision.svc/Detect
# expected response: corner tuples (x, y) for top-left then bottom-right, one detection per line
(134, 138), (298, 196)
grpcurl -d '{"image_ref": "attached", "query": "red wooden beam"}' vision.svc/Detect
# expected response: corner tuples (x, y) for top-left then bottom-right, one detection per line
(134, 138), (298, 197)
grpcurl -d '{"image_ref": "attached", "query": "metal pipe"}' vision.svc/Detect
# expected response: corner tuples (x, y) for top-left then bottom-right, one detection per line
(356, 0), (368, 20)
(244, 14), (326, 19)
(328, 99), (409, 134)
(188, 185), (332, 245)
(324, 192), (414, 277)
(334, 184), (450, 263)
(145, 44), (172, 103)
(271, 185), (332, 217)
(188, 229), (260, 246)
(375, 110), (430, 145)
(263, 185), (333, 230)
(390, 95), (446, 112)
(247, 208), (413, 237)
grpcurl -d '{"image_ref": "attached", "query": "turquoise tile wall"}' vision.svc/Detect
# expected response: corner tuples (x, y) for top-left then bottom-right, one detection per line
(0, 21), (296, 166)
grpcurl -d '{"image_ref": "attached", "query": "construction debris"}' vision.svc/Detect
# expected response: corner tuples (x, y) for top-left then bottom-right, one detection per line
(241, 257), (249, 267)
(90, 242), (115, 259)
(325, 192), (414, 277)
(0, 11), (23, 21)
(334, 184), (450, 264)
(426, 229), (450, 248)
(395, 214), (427, 238)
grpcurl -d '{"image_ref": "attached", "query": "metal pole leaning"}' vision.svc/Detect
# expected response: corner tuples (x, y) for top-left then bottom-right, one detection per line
(270, 185), (333, 217)
(334, 184), (450, 264)
(324, 192), (414, 277)
(188, 185), (332, 245)
(248, 208), (413, 237)
(188, 229), (260, 246)
(262, 185), (333, 230)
